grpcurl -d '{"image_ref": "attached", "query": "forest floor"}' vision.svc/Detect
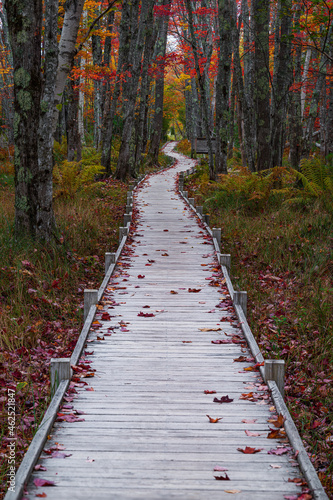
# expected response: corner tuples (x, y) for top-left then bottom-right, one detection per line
(0, 145), (173, 499)
(177, 141), (333, 497)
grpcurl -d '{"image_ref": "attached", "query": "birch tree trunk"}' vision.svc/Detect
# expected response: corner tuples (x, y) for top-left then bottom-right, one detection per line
(302, 22), (333, 158)
(52, 0), (85, 135)
(92, 24), (103, 149)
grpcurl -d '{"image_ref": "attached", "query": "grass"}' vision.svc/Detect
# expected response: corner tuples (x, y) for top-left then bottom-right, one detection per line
(182, 146), (333, 496)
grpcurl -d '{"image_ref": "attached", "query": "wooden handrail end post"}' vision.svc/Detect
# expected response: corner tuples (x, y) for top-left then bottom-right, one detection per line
(233, 290), (247, 318)
(50, 358), (71, 398)
(105, 252), (116, 274)
(219, 253), (231, 274)
(84, 289), (98, 322)
(265, 360), (285, 398)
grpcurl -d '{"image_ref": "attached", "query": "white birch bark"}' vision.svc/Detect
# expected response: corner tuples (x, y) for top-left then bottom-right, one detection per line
(52, 0), (85, 134)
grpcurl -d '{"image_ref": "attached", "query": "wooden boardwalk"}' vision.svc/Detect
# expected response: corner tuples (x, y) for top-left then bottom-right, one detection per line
(26, 143), (306, 499)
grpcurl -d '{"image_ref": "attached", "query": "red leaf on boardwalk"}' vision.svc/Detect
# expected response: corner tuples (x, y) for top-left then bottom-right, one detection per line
(33, 479), (55, 487)
(137, 275), (145, 279)
(206, 415), (222, 423)
(268, 447), (289, 455)
(204, 390), (216, 394)
(214, 466), (228, 471)
(138, 312), (155, 317)
(36, 493), (47, 498)
(214, 474), (230, 480)
(237, 447), (262, 454)
(188, 288), (201, 293)
(214, 396), (233, 404)
(101, 313), (111, 321)
(268, 413), (285, 428)
(211, 339), (232, 344)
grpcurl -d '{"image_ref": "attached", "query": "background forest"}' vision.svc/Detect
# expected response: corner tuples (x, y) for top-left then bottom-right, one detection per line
(0, 0), (332, 497)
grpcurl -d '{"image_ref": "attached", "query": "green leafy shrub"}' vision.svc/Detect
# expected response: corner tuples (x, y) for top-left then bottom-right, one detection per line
(53, 160), (105, 198)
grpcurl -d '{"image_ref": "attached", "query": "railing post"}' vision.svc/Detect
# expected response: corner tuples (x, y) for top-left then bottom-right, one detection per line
(105, 252), (115, 274)
(84, 289), (98, 322)
(203, 214), (210, 225)
(212, 228), (221, 251)
(219, 254), (231, 274)
(124, 213), (132, 226)
(189, 197), (194, 207)
(196, 206), (203, 216)
(233, 291), (247, 318)
(119, 226), (128, 244)
(265, 360), (285, 398)
(125, 204), (132, 214)
(127, 192), (133, 205)
(50, 358), (71, 398)
(183, 191), (188, 199)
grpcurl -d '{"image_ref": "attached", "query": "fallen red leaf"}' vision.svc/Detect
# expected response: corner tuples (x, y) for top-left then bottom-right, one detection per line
(213, 396), (233, 404)
(206, 415), (223, 423)
(204, 390), (217, 394)
(237, 447), (262, 454)
(214, 474), (230, 480)
(188, 288), (201, 293)
(268, 413), (285, 428)
(137, 275), (145, 279)
(33, 479), (55, 487)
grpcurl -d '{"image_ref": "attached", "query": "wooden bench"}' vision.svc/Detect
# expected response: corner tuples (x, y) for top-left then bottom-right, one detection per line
(194, 137), (216, 154)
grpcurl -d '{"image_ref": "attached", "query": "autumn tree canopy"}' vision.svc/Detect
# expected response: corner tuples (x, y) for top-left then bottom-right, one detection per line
(0, 0), (332, 239)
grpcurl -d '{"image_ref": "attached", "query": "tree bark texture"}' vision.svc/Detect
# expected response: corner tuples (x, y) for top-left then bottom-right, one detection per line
(253, 0), (271, 171)
(115, 0), (154, 180)
(5, 0), (44, 238)
(270, 0), (292, 168)
(185, 0), (215, 179)
(52, 0), (85, 135)
(147, 0), (171, 167)
(215, 0), (233, 176)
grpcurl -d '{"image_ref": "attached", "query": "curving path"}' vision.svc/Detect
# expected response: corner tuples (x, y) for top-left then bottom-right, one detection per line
(26, 143), (305, 499)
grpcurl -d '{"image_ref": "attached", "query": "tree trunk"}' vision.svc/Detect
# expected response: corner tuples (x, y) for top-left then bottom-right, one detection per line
(253, 0), (271, 171)
(66, 69), (82, 162)
(289, 3), (302, 170)
(52, 0), (85, 135)
(115, 0), (154, 180)
(215, 0), (233, 176)
(185, 0), (215, 179)
(270, 0), (292, 168)
(232, 2), (256, 172)
(92, 25), (103, 149)
(4, 0), (59, 240)
(101, 0), (135, 174)
(302, 22), (333, 158)
(134, 5), (158, 172)
(147, 0), (170, 167)
(0, 7), (14, 144)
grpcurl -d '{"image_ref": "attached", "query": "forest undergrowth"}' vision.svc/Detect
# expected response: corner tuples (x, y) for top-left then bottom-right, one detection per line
(0, 142), (173, 498)
(177, 139), (333, 496)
